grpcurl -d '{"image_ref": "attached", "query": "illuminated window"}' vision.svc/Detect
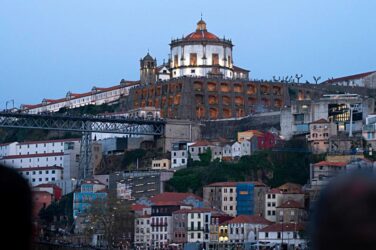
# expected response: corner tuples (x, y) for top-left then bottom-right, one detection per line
(190, 53), (197, 66)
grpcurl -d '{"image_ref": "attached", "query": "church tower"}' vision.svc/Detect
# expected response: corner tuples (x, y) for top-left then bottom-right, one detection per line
(140, 52), (157, 85)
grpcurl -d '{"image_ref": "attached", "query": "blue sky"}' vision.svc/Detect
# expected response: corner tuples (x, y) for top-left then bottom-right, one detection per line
(1, 0), (375, 109)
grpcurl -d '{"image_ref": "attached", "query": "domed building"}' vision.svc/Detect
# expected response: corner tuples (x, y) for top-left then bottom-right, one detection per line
(168, 18), (248, 79)
(124, 19), (292, 121)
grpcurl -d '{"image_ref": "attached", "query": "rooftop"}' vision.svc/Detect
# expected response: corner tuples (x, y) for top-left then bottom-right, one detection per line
(226, 215), (272, 225)
(260, 223), (305, 232)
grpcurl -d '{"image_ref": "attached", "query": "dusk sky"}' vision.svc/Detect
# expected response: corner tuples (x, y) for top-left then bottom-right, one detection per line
(1, 0), (375, 109)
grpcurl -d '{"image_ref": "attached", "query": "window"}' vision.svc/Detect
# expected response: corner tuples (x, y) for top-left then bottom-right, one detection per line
(191, 69), (195, 74)
(190, 53), (197, 66)
(173, 152), (176, 156)
(265, 232), (269, 238)
(174, 55), (178, 67)
(52, 170), (55, 174)
(173, 159), (177, 164)
(39, 178), (42, 181)
(182, 159), (185, 164)
(212, 53), (219, 65)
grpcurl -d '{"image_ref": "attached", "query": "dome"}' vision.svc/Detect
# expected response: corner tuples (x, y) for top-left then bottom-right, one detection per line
(183, 19), (220, 42)
(142, 52), (154, 61)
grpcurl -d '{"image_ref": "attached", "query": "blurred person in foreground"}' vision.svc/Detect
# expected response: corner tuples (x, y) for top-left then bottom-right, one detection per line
(0, 164), (32, 249)
(311, 171), (376, 250)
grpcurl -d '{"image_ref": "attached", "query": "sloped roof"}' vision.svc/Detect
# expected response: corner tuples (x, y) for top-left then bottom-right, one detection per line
(190, 140), (212, 147)
(150, 192), (202, 206)
(226, 215), (272, 225)
(206, 181), (266, 188)
(260, 223), (305, 232)
(325, 71), (376, 84)
(313, 161), (347, 167)
(277, 200), (304, 209)
(310, 118), (329, 124)
(131, 204), (150, 211)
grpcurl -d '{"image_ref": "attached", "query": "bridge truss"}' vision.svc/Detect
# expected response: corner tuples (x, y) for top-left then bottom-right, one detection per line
(0, 112), (165, 178)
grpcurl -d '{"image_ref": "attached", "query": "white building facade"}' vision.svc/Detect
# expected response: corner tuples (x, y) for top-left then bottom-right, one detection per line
(0, 139), (81, 187)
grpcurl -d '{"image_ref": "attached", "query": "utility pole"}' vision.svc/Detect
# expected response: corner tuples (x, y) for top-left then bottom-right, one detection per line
(348, 104), (354, 137)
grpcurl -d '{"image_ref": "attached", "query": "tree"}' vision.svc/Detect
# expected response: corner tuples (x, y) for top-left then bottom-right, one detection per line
(199, 148), (212, 166)
(84, 192), (134, 249)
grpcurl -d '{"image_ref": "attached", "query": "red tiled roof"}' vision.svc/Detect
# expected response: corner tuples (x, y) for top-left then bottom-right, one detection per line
(277, 200), (304, 209)
(21, 82), (138, 111)
(184, 30), (219, 42)
(226, 215), (272, 225)
(150, 192), (202, 206)
(32, 190), (53, 196)
(0, 142), (13, 147)
(34, 183), (61, 188)
(190, 140), (212, 147)
(206, 181), (266, 187)
(267, 188), (282, 194)
(313, 161), (347, 167)
(277, 183), (303, 193)
(325, 71), (376, 84)
(310, 118), (329, 124)
(17, 166), (64, 171)
(3, 152), (64, 159)
(18, 138), (80, 145)
(131, 204), (150, 211)
(259, 223), (305, 232)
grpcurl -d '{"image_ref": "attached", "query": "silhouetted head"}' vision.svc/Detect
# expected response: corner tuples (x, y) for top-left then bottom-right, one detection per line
(311, 171), (376, 250)
(0, 164), (32, 249)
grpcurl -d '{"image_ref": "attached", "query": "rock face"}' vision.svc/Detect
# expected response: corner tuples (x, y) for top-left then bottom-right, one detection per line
(201, 111), (281, 140)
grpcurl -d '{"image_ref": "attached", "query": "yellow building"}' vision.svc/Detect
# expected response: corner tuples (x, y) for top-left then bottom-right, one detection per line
(237, 130), (264, 142)
(151, 159), (171, 170)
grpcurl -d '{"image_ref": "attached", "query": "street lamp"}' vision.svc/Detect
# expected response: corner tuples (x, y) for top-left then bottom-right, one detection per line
(5, 99), (14, 111)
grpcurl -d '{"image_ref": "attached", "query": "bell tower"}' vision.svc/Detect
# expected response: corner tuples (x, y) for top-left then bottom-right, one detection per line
(140, 52), (157, 85)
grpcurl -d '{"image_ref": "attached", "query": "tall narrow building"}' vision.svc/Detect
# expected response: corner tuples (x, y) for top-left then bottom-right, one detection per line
(140, 52), (157, 85)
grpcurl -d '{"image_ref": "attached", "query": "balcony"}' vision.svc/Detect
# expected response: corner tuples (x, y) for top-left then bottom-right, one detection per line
(188, 227), (210, 232)
(151, 222), (168, 227)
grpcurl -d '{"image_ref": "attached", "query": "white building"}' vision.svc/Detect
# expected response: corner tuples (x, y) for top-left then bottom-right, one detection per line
(134, 215), (152, 247)
(222, 143), (232, 160)
(18, 165), (64, 186)
(0, 139), (81, 187)
(187, 208), (213, 244)
(324, 71), (376, 88)
(189, 140), (212, 161)
(258, 223), (306, 248)
(171, 142), (189, 168)
(231, 141), (242, 160)
(169, 19), (249, 80)
(226, 215), (272, 243)
(20, 82), (138, 114)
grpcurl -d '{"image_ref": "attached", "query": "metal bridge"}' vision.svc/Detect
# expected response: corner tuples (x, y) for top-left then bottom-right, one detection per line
(0, 111), (165, 178)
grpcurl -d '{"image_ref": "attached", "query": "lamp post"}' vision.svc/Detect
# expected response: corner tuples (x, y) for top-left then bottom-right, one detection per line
(5, 99), (14, 111)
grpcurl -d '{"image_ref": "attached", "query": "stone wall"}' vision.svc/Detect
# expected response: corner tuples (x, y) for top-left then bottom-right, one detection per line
(201, 112), (281, 140)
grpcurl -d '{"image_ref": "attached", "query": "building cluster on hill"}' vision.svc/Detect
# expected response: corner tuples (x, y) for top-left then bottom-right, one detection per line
(129, 181), (306, 249)
(3, 17), (376, 250)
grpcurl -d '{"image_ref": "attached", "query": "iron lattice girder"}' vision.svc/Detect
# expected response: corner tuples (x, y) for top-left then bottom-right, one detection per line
(0, 112), (165, 135)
